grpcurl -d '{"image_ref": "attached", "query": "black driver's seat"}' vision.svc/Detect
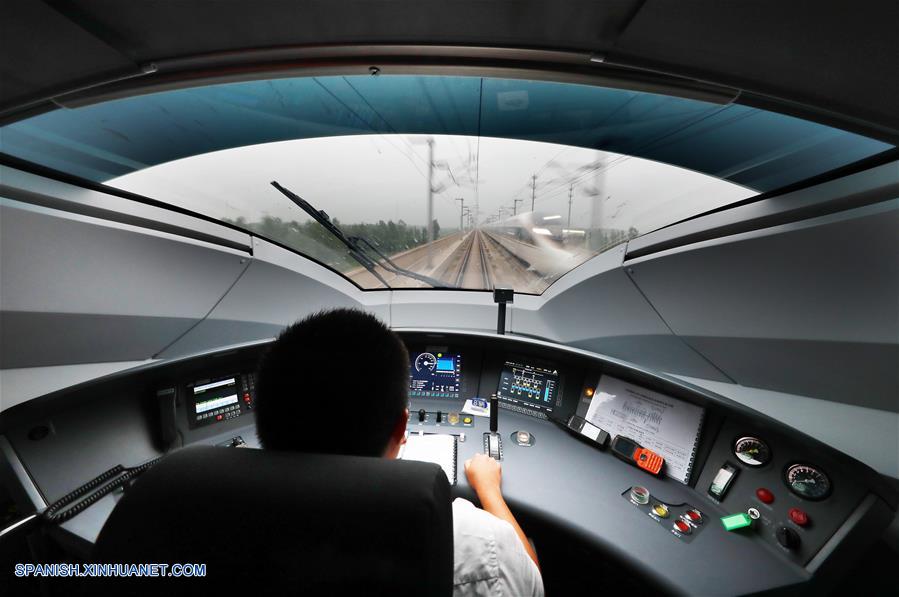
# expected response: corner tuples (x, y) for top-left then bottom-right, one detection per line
(93, 446), (453, 596)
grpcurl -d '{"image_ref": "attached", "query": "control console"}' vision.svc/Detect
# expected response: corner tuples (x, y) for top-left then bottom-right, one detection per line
(696, 418), (867, 565)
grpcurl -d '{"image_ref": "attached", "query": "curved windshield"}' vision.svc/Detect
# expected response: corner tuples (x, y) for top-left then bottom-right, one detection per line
(1, 75), (891, 292)
(106, 136), (752, 291)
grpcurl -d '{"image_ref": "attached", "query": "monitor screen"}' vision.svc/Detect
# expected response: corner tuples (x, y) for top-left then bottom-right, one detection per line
(193, 377), (238, 414)
(409, 351), (462, 398)
(187, 375), (245, 427)
(496, 359), (560, 413)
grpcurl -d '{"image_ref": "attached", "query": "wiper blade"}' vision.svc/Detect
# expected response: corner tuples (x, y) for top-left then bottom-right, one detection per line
(350, 236), (453, 289)
(271, 181), (390, 287)
(270, 181), (451, 289)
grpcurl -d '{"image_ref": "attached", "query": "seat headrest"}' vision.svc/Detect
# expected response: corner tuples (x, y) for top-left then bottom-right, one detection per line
(93, 446), (452, 596)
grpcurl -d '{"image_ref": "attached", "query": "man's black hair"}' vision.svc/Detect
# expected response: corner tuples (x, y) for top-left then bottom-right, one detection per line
(255, 308), (409, 456)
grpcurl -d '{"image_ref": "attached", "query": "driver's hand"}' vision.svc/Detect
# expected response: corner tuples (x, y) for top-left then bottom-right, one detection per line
(464, 453), (502, 498)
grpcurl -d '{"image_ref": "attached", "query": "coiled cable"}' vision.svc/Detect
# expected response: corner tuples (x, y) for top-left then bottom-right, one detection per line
(41, 456), (164, 524)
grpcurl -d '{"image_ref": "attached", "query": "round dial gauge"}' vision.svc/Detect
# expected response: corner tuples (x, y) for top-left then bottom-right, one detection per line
(414, 352), (437, 373)
(785, 464), (832, 500)
(734, 436), (771, 467)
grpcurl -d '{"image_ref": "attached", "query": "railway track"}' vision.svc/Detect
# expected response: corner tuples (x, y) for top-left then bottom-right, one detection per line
(347, 228), (545, 291)
(453, 230), (492, 289)
(447, 229), (547, 291)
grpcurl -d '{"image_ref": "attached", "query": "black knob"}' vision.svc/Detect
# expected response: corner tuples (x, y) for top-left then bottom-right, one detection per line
(418, 409), (426, 422)
(436, 411), (443, 423)
(775, 526), (800, 550)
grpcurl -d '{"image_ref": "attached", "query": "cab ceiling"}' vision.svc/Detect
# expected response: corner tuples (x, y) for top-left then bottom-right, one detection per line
(1, 1), (897, 139)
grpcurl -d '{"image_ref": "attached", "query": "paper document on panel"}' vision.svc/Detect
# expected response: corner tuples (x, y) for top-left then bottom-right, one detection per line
(586, 375), (704, 484)
(399, 433), (457, 485)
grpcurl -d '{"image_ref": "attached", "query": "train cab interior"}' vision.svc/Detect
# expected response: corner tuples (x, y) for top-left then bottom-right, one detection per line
(1, 2), (897, 595)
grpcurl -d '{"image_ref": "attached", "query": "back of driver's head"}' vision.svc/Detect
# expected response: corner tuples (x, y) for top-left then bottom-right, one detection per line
(255, 308), (409, 456)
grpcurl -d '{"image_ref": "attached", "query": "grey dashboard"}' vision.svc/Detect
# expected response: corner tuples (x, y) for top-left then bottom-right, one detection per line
(0, 330), (894, 596)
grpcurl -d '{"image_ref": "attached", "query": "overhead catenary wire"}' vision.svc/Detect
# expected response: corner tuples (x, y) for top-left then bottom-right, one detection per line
(341, 77), (472, 211)
(513, 97), (738, 212)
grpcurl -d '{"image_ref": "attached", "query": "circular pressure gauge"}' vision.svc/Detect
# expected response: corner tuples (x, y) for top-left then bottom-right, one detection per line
(733, 436), (771, 467)
(785, 463), (832, 500)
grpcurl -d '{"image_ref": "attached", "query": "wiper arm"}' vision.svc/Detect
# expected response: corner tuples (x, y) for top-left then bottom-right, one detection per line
(271, 181), (391, 287)
(271, 181), (451, 289)
(350, 236), (453, 289)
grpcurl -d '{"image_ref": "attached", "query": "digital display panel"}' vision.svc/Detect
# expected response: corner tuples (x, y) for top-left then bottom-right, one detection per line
(496, 359), (560, 413)
(194, 377), (238, 413)
(188, 375), (245, 426)
(409, 351), (462, 398)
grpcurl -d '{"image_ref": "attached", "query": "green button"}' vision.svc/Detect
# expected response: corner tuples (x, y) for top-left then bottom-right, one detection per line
(721, 512), (752, 531)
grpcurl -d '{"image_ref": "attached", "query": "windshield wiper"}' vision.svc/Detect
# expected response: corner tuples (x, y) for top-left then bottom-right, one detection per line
(271, 181), (451, 289)
(348, 235), (453, 288)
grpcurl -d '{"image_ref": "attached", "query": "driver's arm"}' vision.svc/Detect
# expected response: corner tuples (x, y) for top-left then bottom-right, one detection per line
(464, 453), (540, 569)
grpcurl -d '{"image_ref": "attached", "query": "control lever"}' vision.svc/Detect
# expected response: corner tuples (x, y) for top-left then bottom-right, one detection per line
(484, 394), (502, 459)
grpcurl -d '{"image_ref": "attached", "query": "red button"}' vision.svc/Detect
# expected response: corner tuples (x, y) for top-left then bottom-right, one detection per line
(244, 393), (250, 400)
(215, 415), (223, 421)
(756, 488), (775, 504)
(685, 509), (703, 523)
(674, 520), (692, 534)
(788, 508), (809, 526)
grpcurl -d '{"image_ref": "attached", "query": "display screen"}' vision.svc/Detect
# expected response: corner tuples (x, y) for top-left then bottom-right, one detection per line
(193, 377), (238, 413)
(188, 375), (245, 426)
(496, 359), (560, 412)
(409, 351), (462, 398)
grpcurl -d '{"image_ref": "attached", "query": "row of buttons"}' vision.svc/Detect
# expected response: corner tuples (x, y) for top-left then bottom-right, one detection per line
(753, 487), (810, 526)
(198, 404), (240, 420)
(240, 373), (255, 398)
(413, 410), (474, 425)
(646, 500), (703, 534)
(410, 391), (459, 398)
(627, 486), (705, 541)
(498, 402), (548, 419)
(239, 374), (254, 412)
(672, 509), (704, 535)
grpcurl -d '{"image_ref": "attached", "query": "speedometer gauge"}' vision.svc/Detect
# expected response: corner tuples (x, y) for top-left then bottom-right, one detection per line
(785, 464), (832, 500)
(414, 352), (437, 373)
(734, 436), (771, 467)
